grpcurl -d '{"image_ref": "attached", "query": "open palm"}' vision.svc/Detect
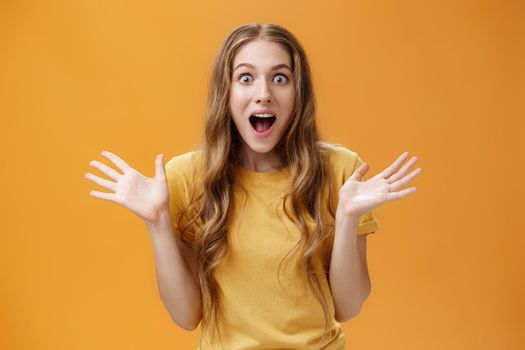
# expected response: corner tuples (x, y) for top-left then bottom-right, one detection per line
(84, 151), (169, 224)
(337, 152), (423, 220)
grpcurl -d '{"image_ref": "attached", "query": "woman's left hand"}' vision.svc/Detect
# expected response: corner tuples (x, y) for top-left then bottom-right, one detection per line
(336, 152), (423, 220)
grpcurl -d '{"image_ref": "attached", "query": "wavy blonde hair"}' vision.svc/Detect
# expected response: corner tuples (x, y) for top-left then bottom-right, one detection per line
(177, 23), (338, 348)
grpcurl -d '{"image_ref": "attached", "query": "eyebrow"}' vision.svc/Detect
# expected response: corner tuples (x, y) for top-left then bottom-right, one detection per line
(233, 63), (292, 72)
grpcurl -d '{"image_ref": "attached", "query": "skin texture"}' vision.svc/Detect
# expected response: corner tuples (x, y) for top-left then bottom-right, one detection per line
(229, 39), (295, 172)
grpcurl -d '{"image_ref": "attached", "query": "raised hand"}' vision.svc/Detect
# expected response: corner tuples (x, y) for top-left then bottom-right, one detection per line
(84, 151), (169, 225)
(337, 152), (423, 220)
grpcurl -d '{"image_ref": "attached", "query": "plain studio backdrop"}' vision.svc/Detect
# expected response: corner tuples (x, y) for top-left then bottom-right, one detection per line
(0, 0), (523, 349)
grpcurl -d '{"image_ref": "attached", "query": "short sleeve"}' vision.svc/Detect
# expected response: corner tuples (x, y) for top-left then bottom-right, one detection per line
(164, 157), (186, 239)
(352, 154), (381, 236)
(164, 151), (203, 243)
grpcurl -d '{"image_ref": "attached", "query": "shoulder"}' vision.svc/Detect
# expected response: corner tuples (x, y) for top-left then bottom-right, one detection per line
(319, 141), (358, 161)
(164, 149), (204, 205)
(165, 149), (204, 180)
(318, 141), (361, 178)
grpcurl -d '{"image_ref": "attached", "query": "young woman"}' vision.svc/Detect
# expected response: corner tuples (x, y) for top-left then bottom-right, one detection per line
(85, 23), (422, 349)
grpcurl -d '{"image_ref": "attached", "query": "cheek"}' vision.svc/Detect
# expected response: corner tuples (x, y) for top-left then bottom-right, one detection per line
(277, 86), (294, 103)
(229, 92), (246, 122)
(282, 90), (295, 113)
(230, 86), (250, 103)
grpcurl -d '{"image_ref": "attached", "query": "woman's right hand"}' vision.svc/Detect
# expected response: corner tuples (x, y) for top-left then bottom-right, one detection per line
(84, 151), (170, 225)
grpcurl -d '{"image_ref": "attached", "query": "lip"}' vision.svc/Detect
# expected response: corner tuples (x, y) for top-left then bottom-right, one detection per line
(249, 115), (277, 139)
(249, 108), (277, 117)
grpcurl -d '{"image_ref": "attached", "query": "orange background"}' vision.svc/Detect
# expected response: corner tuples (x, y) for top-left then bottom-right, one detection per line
(1, 0), (523, 349)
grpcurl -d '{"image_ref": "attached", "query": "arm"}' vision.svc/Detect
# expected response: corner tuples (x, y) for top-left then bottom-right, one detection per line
(329, 215), (371, 322)
(330, 150), (421, 322)
(146, 208), (202, 331)
(85, 151), (203, 330)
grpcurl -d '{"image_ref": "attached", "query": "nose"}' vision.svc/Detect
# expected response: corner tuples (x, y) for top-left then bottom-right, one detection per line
(255, 79), (272, 103)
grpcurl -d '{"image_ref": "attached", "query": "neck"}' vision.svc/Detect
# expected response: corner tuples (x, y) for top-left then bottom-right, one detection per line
(237, 143), (285, 172)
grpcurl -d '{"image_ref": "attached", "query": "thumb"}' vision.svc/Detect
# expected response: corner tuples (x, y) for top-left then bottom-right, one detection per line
(349, 162), (369, 182)
(155, 154), (167, 180)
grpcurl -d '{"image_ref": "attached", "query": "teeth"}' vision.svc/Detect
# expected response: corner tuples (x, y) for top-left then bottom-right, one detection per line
(253, 113), (275, 118)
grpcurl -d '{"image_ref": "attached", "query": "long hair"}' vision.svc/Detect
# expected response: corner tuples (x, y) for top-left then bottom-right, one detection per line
(177, 23), (338, 347)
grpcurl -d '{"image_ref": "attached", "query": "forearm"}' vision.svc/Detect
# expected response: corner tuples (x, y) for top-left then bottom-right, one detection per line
(329, 214), (371, 321)
(146, 209), (202, 330)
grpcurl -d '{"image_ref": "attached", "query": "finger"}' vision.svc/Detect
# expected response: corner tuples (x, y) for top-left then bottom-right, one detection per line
(386, 186), (417, 202)
(155, 154), (167, 181)
(388, 163), (422, 191)
(89, 160), (122, 180)
(388, 168), (423, 192)
(377, 152), (409, 179)
(101, 150), (131, 174)
(349, 162), (369, 181)
(387, 156), (418, 184)
(89, 190), (119, 203)
(84, 172), (117, 192)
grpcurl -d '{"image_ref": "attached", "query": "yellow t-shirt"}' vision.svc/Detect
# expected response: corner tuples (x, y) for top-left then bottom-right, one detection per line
(164, 143), (380, 350)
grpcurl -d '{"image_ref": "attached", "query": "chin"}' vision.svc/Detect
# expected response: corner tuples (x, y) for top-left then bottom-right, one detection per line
(246, 141), (277, 154)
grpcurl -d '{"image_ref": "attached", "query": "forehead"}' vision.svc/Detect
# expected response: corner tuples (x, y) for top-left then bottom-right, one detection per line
(233, 39), (291, 68)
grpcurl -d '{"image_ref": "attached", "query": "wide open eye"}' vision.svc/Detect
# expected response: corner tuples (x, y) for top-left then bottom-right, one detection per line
(238, 73), (289, 85)
(238, 74), (253, 84)
(273, 74), (289, 84)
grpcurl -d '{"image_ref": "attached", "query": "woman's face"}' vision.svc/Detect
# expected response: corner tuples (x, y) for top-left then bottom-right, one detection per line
(229, 39), (295, 157)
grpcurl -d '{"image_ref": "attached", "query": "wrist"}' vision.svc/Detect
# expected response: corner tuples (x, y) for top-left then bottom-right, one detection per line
(334, 216), (359, 239)
(144, 206), (172, 230)
(336, 215), (359, 230)
(336, 204), (360, 226)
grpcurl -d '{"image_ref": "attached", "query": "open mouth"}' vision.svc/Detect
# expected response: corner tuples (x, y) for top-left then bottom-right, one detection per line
(249, 115), (277, 133)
